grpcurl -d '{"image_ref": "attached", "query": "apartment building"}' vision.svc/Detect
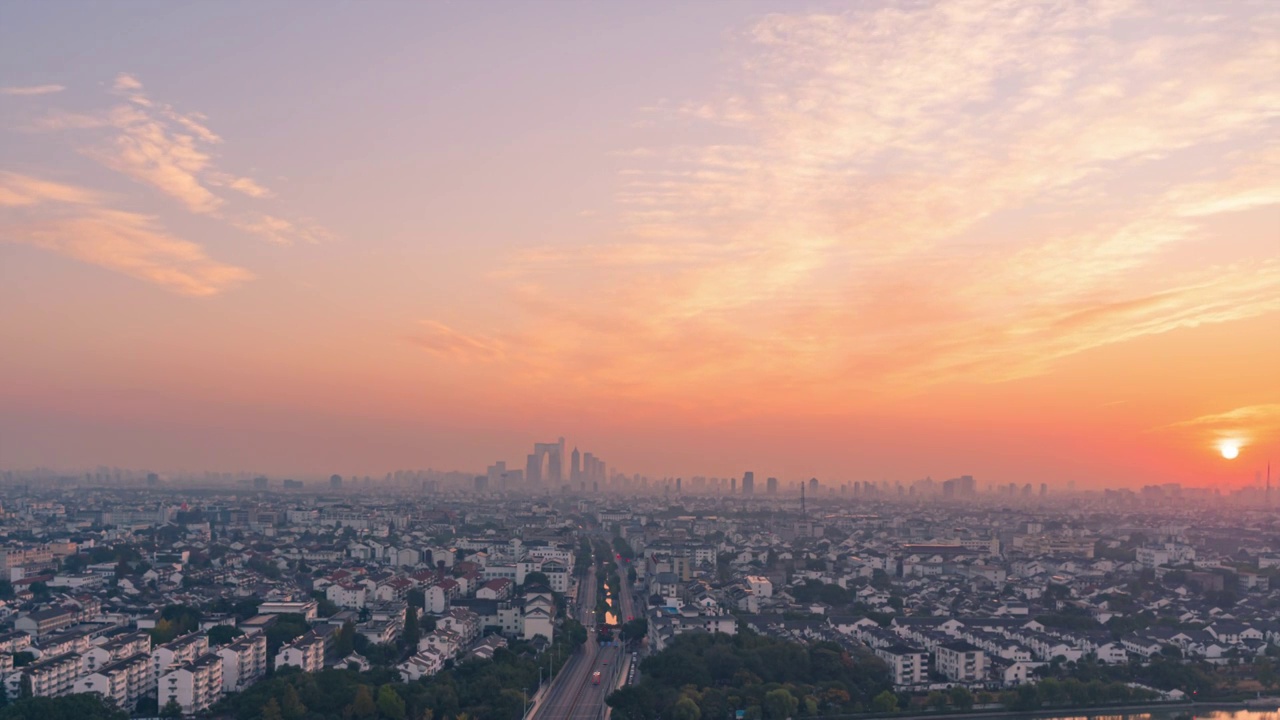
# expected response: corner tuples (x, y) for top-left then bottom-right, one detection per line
(0, 545), (55, 573)
(73, 651), (150, 710)
(875, 645), (929, 688)
(151, 633), (210, 682)
(14, 606), (79, 638)
(8, 651), (80, 698)
(217, 634), (268, 692)
(158, 652), (224, 714)
(936, 641), (987, 683)
(274, 632), (325, 673)
(82, 631), (152, 674)
(0, 630), (32, 654)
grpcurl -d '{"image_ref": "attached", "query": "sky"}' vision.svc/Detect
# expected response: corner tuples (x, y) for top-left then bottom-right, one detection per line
(1, 0), (1277, 488)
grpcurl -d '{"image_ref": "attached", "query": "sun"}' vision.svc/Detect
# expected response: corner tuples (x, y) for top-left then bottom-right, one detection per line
(1219, 442), (1240, 460)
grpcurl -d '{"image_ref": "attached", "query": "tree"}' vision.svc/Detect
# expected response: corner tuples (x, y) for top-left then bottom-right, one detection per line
(404, 607), (420, 646)
(672, 697), (702, 720)
(335, 621), (356, 657)
(607, 685), (657, 720)
(281, 685), (307, 720)
(927, 691), (948, 710)
(948, 686), (973, 710)
(871, 690), (899, 713)
(763, 689), (798, 719)
(261, 698), (284, 720)
(348, 685), (376, 719)
(522, 571), (551, 589)
(160, 699), (184, 718)
(208, 624), (244, 646)
(376, 685), (406, 720)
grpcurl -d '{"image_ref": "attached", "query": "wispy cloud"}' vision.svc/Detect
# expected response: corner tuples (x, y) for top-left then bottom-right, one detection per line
(407, 321), (506, 362)
(1160, 404), (1280, 453)
(27, 73), (328, 246)
(422, 0), (1280, 410)
(0, 172), (252, 296)
(232, 214), (329, 246)
(1, 84), (65, 96)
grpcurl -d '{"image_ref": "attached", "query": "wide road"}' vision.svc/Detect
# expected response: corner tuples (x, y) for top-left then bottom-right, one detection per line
(531, 564), (622, 720)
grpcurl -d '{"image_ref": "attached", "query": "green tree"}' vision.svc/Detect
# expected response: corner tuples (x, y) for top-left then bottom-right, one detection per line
(208, 624), (244, 645)
(607, 685), (657, 720)
(376, 685), (406, 720)
(261, 698), (284, 720)
(871, 690), (899, 713)
(672, 697), (702, 720)
(335, 621), (356, 657)
(927, 691), (948, 709)
(348, 685), (377, 719)
(949, 686), (973, 710)
(763, 689), (798, 719)
(280, 685), (307, 720)
(404, 608), (420, 646)
(160, 699), (184, 718)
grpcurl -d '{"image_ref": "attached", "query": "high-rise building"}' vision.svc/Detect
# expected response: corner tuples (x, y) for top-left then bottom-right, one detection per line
(808, 477), (819, 494)
(329, 474), (342, 489)
(730, 478), (737, 494)
(766, 476), (778, 495)
(742, 472), (754, 495)
(570, 448), (581, 483)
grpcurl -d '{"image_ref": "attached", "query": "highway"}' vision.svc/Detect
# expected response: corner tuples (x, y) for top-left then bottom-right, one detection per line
(530, 563), (623, 720)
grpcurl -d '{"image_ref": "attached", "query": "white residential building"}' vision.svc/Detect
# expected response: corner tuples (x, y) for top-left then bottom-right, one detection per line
(274, 632), (326, 673)
(875, 645), (929, 688)
(217, 634), (268, 693)
(73, 651), (150, 711)
(936, 642), (986, 683)
(158, 652), (224, 714)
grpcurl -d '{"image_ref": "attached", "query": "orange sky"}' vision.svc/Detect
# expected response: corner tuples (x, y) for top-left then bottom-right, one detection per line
(1, 1), (1277, 487)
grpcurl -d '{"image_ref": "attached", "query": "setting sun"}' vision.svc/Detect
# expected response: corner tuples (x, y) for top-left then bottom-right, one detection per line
(1219, 442), (1240, 460)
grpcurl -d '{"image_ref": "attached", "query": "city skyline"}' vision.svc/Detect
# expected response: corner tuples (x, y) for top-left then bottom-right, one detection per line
(2, 0), (1278, 487)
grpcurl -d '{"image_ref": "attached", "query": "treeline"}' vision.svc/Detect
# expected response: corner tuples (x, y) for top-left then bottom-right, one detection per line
(607, 631), (893, 719)
(217, 622), (587, 720)
(0, 695), (126, 720)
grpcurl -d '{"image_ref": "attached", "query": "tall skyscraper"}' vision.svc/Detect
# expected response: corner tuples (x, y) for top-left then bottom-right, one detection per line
(742, 471), (754, 495)
(766, 476), (778, 494)
(808, 477), (819, 494)
(570, 447), (581, 483)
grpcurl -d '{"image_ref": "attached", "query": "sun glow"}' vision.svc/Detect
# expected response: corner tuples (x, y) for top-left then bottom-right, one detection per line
(1219, 441), (1240, 460)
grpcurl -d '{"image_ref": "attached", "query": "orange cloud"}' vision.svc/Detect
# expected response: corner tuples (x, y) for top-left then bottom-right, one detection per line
(417, 0), (1280, 414)
(0, 171), (252, 296)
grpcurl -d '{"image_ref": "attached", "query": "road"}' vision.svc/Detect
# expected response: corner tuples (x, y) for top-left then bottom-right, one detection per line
(530, 563), (623, 720)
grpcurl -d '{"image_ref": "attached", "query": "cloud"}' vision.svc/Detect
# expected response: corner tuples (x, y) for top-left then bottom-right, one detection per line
(232, 214), (329, 246)
(0, 84), (65, 96)
(0, 171), (102, 207)
(113, 73), (143, 91)
(88, 102), (224, 214)
(24, 72), (333, 249)
(426, 0), (1280, 410)
(1160, 404), (1280, 452)
(408, 321), (506, 362)
(0, 171), (252, 296)
(228, 176), (272, 198)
